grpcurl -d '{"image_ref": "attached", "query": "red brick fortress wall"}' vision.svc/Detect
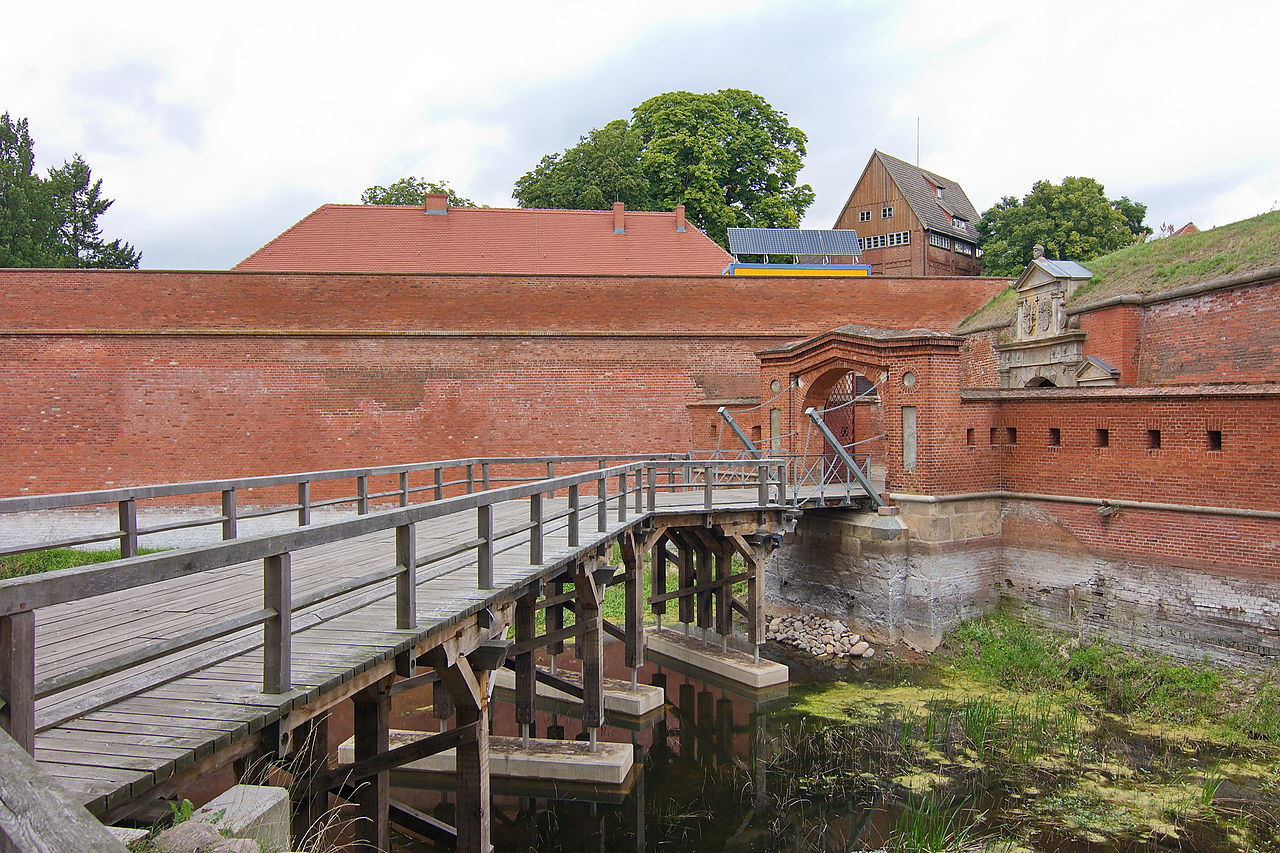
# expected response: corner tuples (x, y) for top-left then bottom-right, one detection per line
(0, 269), (1005, 496)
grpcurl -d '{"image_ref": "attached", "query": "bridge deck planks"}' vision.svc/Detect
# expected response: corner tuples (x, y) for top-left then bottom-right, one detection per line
(25, 487), (845, 814)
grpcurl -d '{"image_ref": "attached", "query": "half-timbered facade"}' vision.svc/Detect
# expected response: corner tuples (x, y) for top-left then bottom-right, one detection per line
(833, 150), (983, 276)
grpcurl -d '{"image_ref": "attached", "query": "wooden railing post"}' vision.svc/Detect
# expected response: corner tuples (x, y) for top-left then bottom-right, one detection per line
(221, 488), (238, 539)
(396, 524), (417, 630)
(634, 468), (643, 514)
(399, 471), (410, 508)
(647, 466), (657, 512)
(568, 484), (580, 547)
(477, 504), (493, 589)
(0, 610), (35, 754)
(758, 463), (770, 506)
(357, 476), (369, 514)
(617, 473), (628, 522)
(704, 466), (714, 509)
(433, 467), (444, 501)
(297, 481), (311, 526)
(481, 463), (491, 491)
(529, 493), (543, 565)
(117, 498), (137, 558)
(597, 476), (607, 532)
(466, 464), (475, 494)
(263, 553), (292, 694)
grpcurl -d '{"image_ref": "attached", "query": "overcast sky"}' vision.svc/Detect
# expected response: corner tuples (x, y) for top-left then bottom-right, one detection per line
(6, 1), (1277, 269)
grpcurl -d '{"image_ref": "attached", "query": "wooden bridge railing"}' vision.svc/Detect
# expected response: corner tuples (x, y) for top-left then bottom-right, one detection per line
(0, 453), (691, 559)
(0, 456), (786, 755)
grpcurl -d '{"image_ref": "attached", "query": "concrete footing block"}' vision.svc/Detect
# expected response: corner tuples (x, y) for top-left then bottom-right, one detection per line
(192, 784), (290, 852)
(106, 826), (150, 844)
(338, 731), (634, 786)
(491, 667), (666, 715)
(644, 627), (789, 688)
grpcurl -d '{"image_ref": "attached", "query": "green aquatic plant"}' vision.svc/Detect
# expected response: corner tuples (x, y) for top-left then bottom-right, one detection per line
(888, 792), (989, 853)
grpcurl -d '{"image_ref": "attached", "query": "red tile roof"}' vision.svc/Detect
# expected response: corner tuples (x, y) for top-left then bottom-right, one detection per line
(234, 204), (734, 275)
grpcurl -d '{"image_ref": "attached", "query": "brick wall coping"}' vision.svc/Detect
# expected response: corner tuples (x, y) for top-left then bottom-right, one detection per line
(0, 267), (1001, 282)
(889, 491), (1280, 521)
(960, 383), (1280, 401)
(960, 264), (1280, 334)
(0, 328), (797, 339)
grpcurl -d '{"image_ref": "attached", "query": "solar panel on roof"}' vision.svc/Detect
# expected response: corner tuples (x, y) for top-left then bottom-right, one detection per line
(726, 227), (862, 257)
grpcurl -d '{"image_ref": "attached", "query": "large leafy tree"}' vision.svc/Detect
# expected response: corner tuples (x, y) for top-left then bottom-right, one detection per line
(0, 112), (140, 268)
(977, 176), (1147, 276)
(513, 89), (814, 247)
(361, 177), (479, 207)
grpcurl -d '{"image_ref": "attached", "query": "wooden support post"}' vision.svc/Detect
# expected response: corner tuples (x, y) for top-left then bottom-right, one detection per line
(0, 610), (35, 754)
(575, 565), (605, 732)
(567, 484), (580, 547)
(117, 498), (137, 559)
(432, 679), (454, 730)
(675, 536), (694, 627)
(221, 488), (237, 539)
(547, 579), (566, 657)
(514, 589), (537, 739)
(477, 504), (493, 590)
(757, 462), (770, 506)
(695, 542), (713, 632)
(620, 533), (645, 671)
(434, 467), (444, 501)
(715, 539), (734, 639)
(357, 476), (369, 515)
(395, 524), (417, 630)
(263, 553), (292, 694)
(289, 714), (330, 846)
(703, 469), (714, 509)
(297, 481), (311, 526)
(597, 476), (608, 532)
(529, 493), (543, 565)
(746, 545), (766, 648)
(352, 678), (393, 851)
(429, 654), (490, 853)
(650, 534), (668, 622)
(399, 471), (410, 507)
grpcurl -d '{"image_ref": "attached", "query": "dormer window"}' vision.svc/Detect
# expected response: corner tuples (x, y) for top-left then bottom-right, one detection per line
(934, 185), (943, 199)
(953, 217), (968, 232)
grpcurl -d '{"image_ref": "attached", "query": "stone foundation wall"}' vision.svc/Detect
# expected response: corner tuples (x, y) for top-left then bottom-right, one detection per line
(766, 497), (1280, 666)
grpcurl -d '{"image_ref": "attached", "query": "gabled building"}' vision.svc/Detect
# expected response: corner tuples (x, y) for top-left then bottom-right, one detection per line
(235, 195), (733, 276)
(833, 150), (983, 276)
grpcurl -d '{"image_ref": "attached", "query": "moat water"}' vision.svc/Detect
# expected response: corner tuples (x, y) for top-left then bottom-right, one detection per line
(361, 640), (1279, 853)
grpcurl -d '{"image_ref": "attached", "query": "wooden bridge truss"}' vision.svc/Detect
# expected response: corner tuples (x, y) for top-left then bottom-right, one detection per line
(0, 454), (861, 852)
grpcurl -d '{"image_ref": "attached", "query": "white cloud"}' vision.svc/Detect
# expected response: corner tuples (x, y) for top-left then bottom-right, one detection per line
(4, 0), (1277, 266)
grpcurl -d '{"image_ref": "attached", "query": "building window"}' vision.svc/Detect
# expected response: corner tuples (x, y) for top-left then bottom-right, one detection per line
(1048, 428), (1061, 446)
(989, 427), (999, 446)
(953, 218), (968, 232)
(954, 240), (974, 256)
(1095, 428), (1110, 448)
(929, 232), (951, 249)
(886, 231), (910, 246)
(1147, 429), (1162, 449)
(882, 206), (894, 218)
(1006, 427), (1018, 445)
(1207, 429), (1223, 451)
(859, 210), (871, 222)
(934, 185), (943, 199)
(966, 428), (975, 446)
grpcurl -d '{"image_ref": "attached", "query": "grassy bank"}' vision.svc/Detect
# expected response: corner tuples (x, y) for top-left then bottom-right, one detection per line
(782, 615), (1280, 850)
(0, 546), (166, 581)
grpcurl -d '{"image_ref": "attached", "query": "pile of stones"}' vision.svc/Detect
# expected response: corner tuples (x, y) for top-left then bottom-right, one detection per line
(765, 614), (875, 659)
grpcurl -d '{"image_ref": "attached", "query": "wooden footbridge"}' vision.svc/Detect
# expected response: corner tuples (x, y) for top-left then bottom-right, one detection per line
(0, 452), (876, 852)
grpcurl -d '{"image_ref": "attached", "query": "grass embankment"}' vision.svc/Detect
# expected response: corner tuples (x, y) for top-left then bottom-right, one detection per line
(0, 547), (164, 581)
(785, 615), (1280, 850)
(959, 210), (1280, 332)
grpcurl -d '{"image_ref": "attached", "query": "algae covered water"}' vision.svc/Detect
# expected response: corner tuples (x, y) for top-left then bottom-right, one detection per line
(389, 621), (1280, 852)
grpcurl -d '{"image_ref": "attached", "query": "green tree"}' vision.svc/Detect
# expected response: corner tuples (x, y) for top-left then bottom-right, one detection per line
(513, 89), (814, 247)
(361, 177), (479, 207)
(0, 112), (139, 268)
(0, 113), (58, 267)
(977, 176), (1148, 276)
(46, 154), (141, 268)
